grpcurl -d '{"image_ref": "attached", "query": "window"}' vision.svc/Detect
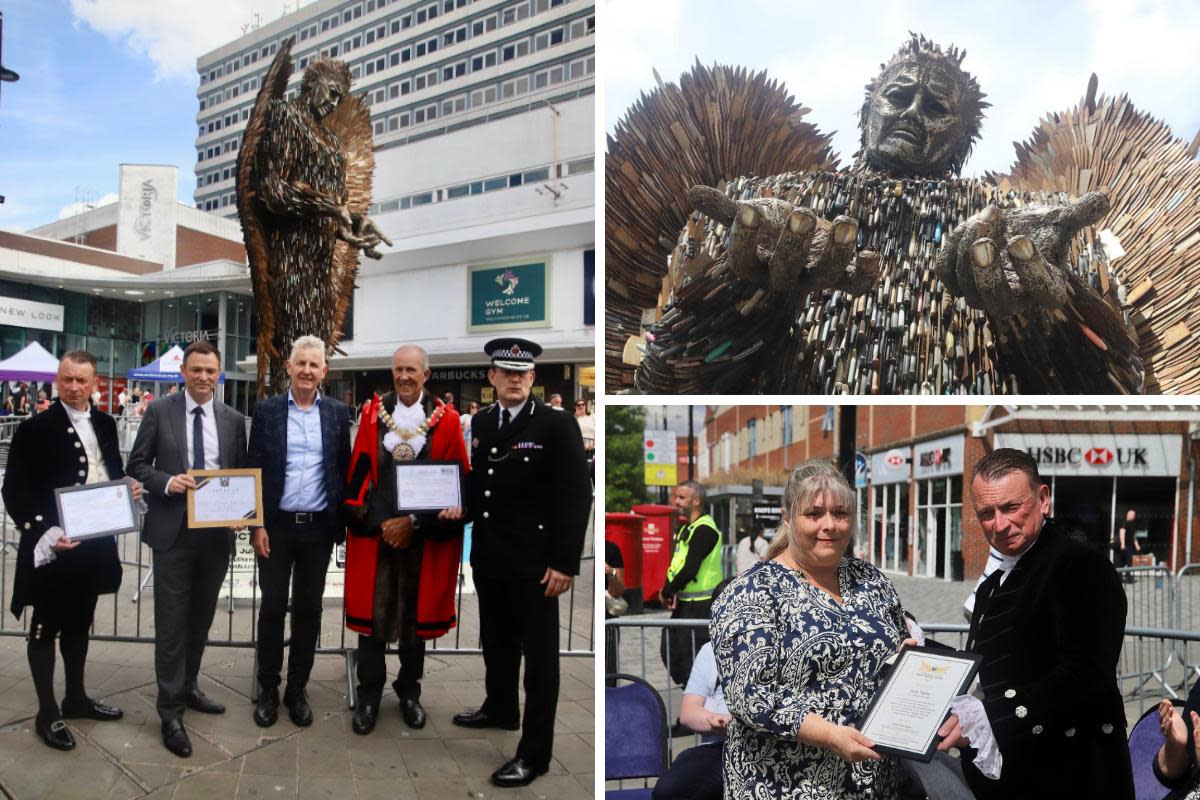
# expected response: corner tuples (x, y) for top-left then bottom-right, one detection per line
(549, 27), (563, 45)
(523, 167), (548, 183)
(472, 20), (483, 36)
(400, 80), (410, 94)
(484, 176), (506, 191)
(447, 184), (470, 199)
(374, 121), (385, 135)
(747, 419), (757, 457)
(390, 83), (400, 98)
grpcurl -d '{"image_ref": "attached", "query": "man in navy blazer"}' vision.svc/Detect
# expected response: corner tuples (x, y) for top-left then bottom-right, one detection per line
(246, 336), (351, 728)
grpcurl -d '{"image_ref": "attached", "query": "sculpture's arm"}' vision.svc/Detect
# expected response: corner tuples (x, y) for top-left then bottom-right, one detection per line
(255, 101), (349, 224)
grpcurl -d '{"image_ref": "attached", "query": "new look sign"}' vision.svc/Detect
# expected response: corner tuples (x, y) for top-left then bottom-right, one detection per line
(0, 297), (65, 332)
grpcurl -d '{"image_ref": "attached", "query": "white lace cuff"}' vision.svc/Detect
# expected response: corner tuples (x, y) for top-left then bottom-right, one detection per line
(950, 694), (1003, 780)
(33, 526), (65, 568)
(904, 616), (926, 647)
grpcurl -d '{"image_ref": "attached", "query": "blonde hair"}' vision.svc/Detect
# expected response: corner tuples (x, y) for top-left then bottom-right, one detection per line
(766, 460), (858, 560)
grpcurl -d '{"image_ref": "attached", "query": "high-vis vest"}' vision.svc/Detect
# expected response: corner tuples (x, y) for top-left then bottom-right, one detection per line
(666, 514), (723, 602)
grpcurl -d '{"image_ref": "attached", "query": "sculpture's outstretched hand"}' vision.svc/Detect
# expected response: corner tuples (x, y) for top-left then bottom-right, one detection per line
(336, 208), (393, 260)
(935, 191), (1110, 318)
(688, 185), (879, 298)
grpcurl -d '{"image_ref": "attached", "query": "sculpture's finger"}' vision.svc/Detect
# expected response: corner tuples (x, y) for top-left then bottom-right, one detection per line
(971, 237), (1018, 318)
(728, 203), (765, 283)
(955, 206), (1001, 309)
(1008, 235), (1067, 308)
(839, 250), (880, 297)
(768, 208), (817, 292)
(687, 184), (738, 226)
(1049, 190), (1110, 233)
(808, 215), (857, 285)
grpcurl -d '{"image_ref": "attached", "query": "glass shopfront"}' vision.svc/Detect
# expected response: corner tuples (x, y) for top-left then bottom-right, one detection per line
(869, 448), (910, 574)
(138, 291), (256, 413)
(0, 282), (141, 409)
(912, 435), (965, 581)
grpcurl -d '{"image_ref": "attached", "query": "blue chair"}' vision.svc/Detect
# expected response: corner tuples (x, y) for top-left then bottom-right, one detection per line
(606, 673), (669, 800)
(1130, 698), (1183, 800)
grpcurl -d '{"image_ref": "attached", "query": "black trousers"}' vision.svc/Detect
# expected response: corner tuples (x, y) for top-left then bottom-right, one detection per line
(152, 529), (231, 723)
(475, 573), (560, 770)
(28, 588), (99, 720)
(255, 518), (335, 694)
(661, 598), (711, 688)
(355, 636), (425, 705)
(652, 742), (723, 800)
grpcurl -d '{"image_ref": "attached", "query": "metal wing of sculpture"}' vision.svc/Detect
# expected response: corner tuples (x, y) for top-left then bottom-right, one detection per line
(317, 83), (374, 357)
(605, 61), (839, 393)
(992, 78), (1200, 394)
(236, 36), (294, 392)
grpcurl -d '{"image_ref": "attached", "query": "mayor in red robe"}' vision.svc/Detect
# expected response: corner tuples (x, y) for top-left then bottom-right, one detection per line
(342, 345), (468, 734)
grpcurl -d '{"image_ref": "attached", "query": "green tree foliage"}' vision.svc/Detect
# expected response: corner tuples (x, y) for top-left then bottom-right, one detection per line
(605, 404), (647, 512)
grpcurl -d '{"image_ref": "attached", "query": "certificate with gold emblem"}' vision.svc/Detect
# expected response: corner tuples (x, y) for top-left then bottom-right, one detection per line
(858, 645), (982, 761)
(186, 468), (264, 529)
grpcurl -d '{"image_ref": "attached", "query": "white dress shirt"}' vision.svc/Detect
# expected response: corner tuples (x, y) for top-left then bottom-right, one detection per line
(184, 391), (220, 470)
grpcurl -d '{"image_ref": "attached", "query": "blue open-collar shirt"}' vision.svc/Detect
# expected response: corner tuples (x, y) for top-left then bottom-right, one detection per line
(280, 389), (326, 512)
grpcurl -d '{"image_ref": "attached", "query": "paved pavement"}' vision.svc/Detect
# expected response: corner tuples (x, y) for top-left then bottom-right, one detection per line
(0, 516), (597, 799)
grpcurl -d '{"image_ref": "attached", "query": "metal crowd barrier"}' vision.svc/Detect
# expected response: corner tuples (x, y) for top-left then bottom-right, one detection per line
(0, 498), (596, 708)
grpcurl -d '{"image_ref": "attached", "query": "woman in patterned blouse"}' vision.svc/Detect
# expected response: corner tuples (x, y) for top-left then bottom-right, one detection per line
(709, 460), (910, 799)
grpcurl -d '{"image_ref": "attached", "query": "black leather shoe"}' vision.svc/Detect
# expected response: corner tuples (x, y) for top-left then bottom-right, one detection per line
(35, 717), (75, 751)
(490, 757), (547, 787)
(253, 689), (279, 728)
(452, 708), (519, 730)
(185, 690), (225, 715)
(61, 698), (123, 721)
(283, 689), (312, 727)
(161, 719), (192, 758)
(351, 702), (378, 735)
(399, 698), (426, 729)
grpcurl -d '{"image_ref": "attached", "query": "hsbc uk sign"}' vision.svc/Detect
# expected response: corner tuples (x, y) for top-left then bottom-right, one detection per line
(994, 433), (1181, 477)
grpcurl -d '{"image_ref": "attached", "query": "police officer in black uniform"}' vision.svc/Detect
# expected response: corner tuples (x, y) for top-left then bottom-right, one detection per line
(453, 338), (592, 788)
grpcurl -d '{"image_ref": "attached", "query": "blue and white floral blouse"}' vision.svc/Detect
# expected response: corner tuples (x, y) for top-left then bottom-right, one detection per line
(709, 557), (907, 799)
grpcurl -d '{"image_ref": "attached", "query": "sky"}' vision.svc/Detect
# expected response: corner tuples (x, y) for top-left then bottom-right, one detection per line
(0, 0), (305, 232)
(604, 0), (1200, 178)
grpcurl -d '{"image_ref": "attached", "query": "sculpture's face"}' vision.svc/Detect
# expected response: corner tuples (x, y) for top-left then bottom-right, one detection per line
(308, 75), (345, 121)
(864, 58), (967, 176)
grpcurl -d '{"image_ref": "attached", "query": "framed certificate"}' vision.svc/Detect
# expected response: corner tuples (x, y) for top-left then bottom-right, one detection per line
(394, 461), (464, 513)
(858, 645), (982, 762)
(186, 468), (264, 529)
(54, 479), (139, 541)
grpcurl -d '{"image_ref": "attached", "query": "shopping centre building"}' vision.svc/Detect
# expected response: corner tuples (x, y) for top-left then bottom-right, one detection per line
(0, 0), (595, 413)
(698, 404), (1200, 580)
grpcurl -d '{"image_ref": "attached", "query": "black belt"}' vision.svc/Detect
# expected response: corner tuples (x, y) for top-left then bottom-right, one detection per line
(279, 510), (325, 525)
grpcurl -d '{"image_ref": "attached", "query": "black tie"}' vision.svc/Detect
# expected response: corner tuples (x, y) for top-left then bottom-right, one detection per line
(501, 408), (511, 428)
(192, 407), (205, 469)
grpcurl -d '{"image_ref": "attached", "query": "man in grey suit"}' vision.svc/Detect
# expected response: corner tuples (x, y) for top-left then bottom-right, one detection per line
(127, 340), (247, 758)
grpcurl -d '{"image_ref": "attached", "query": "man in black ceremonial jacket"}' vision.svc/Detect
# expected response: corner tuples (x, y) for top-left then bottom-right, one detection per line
(938, 448), (1133, 799)
(454, 337), (592, 788)
(4, 351), (143, 750)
